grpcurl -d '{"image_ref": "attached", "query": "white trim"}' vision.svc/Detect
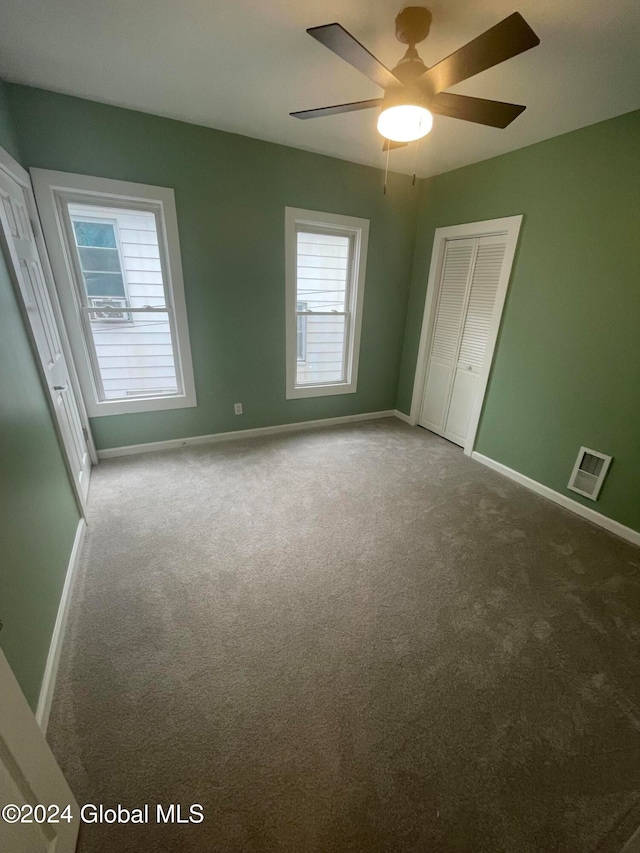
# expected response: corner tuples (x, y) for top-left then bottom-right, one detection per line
(393, 409), (412, 424)
(98, 410), (395, 459)
(27, 187), (99, 467)
(409, 216), (523, 456)
(0, 148), (96, 515)
(471, 452), (640, 548)
(0, 144), (29, 185)
(30, 169), (197, 417)
(285, 207), (369, 400)
(36, 519), (86, 733)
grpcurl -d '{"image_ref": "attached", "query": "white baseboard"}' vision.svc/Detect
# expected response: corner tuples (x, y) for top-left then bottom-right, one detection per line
(471, 452), (640, 548)
(36, 519), (86, 733)
(393, 409), (412, 424)
(98, 410), (396, 459)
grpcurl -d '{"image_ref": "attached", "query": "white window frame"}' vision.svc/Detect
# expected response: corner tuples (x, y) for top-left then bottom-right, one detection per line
(296, 300), (308, 363)
(31, 170), (197, 416)
(285, 207), (369, 400)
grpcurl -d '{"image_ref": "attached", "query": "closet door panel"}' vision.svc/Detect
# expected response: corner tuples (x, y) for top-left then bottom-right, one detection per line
(420, 359), (452, 433)
(457, 237), (507, 372)
(443, 235), (507, 446)
(444, 367), (479, 444)
(419, 238), (475, 432)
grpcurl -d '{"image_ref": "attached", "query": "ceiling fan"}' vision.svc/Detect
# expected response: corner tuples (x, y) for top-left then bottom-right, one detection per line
(291, 8), (540, 151)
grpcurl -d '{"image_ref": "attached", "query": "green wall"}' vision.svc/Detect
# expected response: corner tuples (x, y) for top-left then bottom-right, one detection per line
(398, 110), (640, 532)
(0, 161), (80, 710)
(0, 80), (80, 710)
(3, 82), (637, 537)
(6, 85), (419, 451)
(0, 79), (21, 163)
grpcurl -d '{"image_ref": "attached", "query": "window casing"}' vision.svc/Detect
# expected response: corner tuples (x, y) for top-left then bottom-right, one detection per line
(285, 208), (369, 399)
(31, 171), (196, 416)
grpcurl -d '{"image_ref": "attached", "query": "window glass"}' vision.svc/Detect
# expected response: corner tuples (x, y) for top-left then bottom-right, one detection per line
(73, 220), (117, 248)
(68, 203), (178, 401)
(72, 218), (126, 300)
(87, 310), (178, 399)
(295, 231), (351, 386)
(296, 232), (349, 312)
(77, 246), (122, 273)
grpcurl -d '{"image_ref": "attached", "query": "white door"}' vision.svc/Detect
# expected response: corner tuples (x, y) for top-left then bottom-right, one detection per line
(419, 234), (508, 447)
(0, 166), (92, 503)
(0, 649), (79, 852)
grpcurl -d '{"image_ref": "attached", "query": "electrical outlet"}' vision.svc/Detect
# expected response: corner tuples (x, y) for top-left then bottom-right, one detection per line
(234, 403), (243, 415)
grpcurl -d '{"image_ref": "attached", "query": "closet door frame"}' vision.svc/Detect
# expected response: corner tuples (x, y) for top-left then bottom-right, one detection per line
(409, 216), (523, 456)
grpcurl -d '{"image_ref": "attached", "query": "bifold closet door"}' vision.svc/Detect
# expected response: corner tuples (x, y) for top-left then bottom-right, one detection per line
(419, 238), (475, 436)
(419, 234), (507, 446)
(0, 167), (92, 500)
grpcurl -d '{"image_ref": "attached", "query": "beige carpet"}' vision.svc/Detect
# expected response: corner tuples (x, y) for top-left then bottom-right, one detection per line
(48, 419), (640, 852)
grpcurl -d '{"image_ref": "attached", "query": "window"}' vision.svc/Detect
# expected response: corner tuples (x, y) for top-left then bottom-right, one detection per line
(72, 216), (131, 322)
(285, 208), (369, 399)
(32, 171), (196, 416)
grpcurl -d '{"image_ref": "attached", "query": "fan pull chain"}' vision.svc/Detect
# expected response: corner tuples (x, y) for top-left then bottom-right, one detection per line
(412, 134), (421, 187)
(383, 143), (390, 194)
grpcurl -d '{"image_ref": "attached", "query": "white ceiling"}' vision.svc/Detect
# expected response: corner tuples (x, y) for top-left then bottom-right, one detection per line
(1, 0), (639, 177)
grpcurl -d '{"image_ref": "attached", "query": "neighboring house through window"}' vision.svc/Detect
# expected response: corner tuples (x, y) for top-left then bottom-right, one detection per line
(285, 207), (369, 399)
(32, 171), (196, 416)
(72, 216), (131, 322)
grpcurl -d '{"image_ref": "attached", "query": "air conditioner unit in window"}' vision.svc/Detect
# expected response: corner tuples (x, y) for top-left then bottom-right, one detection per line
(88, 296), (131, 323)
(568, 447), (612, 501)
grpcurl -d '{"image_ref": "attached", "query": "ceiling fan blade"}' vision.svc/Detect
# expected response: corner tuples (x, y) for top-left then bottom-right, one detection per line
(429, 92), (526, 128)
(291, 98), (383, 120)
(307, 23), (399, 90)
(420, 13), (540, 96)
(382, 140), (409, 152)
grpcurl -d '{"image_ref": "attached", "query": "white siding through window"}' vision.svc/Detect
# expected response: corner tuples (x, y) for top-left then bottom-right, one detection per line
(68, 203), (177, 401)
(295, 231), (350, 386)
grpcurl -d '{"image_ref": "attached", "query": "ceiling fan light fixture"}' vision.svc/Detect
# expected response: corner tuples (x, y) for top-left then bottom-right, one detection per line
(377, 104), (433, 143)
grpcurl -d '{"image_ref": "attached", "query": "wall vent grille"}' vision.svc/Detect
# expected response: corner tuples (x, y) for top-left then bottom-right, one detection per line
(568, 446), (612, 500)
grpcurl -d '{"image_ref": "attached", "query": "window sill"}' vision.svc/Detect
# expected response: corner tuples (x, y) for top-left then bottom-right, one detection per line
(286, 382), (357, 400)
(87, 391), (197, 417)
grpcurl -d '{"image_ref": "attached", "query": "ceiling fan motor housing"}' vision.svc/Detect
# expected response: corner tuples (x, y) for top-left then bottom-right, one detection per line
(395, 7), (432, 45)
(381, 82), (430, 113)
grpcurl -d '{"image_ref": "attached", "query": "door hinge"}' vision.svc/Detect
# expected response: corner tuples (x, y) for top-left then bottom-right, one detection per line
(82, 426), (90, 443)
